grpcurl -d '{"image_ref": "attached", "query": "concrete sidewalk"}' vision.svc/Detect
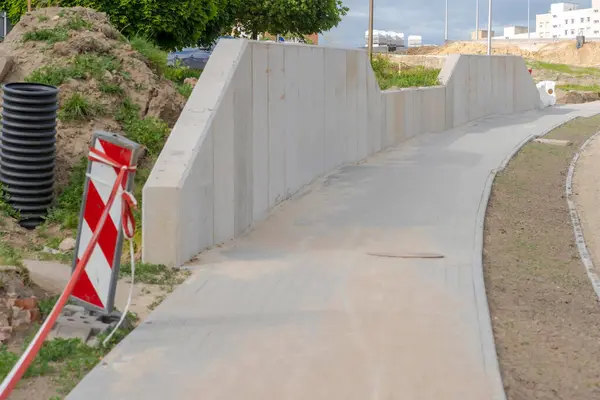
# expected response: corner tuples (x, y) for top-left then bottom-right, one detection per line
(68, 103), (600, 400)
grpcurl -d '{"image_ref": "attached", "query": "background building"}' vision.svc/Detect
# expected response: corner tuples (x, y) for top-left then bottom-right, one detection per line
(536, 1), (600, 39)
(471, 29), (495, 40)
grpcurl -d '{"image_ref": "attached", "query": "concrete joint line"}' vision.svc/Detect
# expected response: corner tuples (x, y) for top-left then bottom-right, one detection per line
(472, 116), (585, 400)
(566, 130), (600, 302)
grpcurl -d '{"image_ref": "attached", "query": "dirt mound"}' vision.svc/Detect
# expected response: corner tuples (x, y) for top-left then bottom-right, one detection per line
(0, 7), (185, 187)
(558, 90), (600, 104)
(535, 41), (600, 66)
(408, 40), (600, 67)
(409, 42), (534, 57)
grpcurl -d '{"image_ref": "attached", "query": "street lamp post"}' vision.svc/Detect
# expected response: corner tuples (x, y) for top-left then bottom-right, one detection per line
(487, 0), (492, 55)
(445, 0), (448, 42)
(527, 0), (531, 39)
(475, 0), (479, 39)
(368, 0), (374, 61)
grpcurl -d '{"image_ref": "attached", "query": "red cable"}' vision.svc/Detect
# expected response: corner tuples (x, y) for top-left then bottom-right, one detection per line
(0, 151), (136, 399)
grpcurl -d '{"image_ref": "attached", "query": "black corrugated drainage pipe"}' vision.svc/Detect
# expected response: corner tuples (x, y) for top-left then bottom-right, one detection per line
(0, 82), (59, 229)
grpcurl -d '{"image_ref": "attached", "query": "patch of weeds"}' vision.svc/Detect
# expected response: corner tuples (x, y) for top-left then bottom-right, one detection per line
(557, 83), (600, 92)
(175, 83), (193, 99)
(120, 71), (132, 81)
(25, 54), (121, 87)
(25, 64), (73, 86)
(371, 55), (440, 90)
(72, 54), (120, 80)
(38, 295), (59, 319)
(0, 183), (19, 219)
(0, 347), (19, 380)
(22, 27), (69, 44)
(116, 98), (169, 157)
(129, 35), (167, 74)
(58, 93), (104, 122)
(46, 157), (87, 229)
(133, 82), (146, 91)
(120, 262), (185, 285)
(58, 10), (65, 17)
(527, 60), (600, 76)
(148, 294), (167, 311)
(0, 237), (23, 267)
(98, 81), (124, 96)
(37, 15), (49, 22)
(64, 14), (93, 31)
(164, 60), (202, 83)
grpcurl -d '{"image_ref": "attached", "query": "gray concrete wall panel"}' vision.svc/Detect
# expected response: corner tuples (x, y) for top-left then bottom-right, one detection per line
(143, 40), (542, 266)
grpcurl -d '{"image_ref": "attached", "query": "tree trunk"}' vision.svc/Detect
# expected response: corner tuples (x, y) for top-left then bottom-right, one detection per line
(251, 32), (258, 40)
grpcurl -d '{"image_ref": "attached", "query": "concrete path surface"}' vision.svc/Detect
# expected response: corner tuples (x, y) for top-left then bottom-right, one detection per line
(68, 103), (600, 400)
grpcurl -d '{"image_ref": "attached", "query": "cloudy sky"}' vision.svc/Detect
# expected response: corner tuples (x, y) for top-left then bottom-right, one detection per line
(320, 0), (594, 47)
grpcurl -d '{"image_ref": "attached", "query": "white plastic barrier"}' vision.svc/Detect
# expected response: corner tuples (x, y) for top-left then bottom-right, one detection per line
(536, 81), (557, 107)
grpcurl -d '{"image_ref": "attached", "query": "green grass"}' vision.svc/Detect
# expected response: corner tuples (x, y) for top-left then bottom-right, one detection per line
(116, 98), (169, 157)
(37, 15), (49, 22)
(0, 315), (137, 394)
(557, 83), (600, 92)
(371, 56), (439, 90)
(175, 83), (193, 98)
(22, 27), (69, 44)
(163, 60), (202, 83)
(46, 157), (87, 229)
(527, 60), (600, 76)
(0, 239), (23, 267)
(120, 262), (185, 285)
(58, 93), (104, 122)
(25, 54), (121, 86)
(64, 14), (93, 31)
(99, 81), (125, 96)
(129, 35), (168, 75)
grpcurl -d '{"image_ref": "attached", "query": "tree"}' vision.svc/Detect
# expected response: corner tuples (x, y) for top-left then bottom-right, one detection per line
(215, 0), (349, 40)
(0, 0), (219, 50)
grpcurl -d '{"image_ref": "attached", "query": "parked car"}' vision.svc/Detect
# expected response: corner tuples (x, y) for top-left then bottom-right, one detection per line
(167, 37), (234, 70)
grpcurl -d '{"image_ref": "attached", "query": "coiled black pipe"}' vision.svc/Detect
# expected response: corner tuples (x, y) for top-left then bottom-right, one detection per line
(0, 82), (59, 229)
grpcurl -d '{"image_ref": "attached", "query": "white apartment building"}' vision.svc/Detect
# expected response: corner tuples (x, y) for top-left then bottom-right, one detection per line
(536, 1), (600, 39)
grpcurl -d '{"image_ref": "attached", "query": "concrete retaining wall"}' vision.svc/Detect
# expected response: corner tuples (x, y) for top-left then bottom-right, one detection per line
(142, 39), (541, 267)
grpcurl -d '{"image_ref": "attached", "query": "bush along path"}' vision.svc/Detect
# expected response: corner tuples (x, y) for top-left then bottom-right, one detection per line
(0, 7), (195, 399)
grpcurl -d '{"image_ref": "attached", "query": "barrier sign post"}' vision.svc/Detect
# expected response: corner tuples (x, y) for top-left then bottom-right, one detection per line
(70, 131), (143, 314)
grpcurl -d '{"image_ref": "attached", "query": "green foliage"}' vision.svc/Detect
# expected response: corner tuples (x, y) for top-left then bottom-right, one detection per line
(59, 93), (104, 122)
(120, 262), (181, 285)
(164, 60), (202, 83)
(371, 56), (440, 90)
(0, 239), (23, 267)
(38, 295), (59, 319)
(228, 0), (349, 39)
(116, 98), (169, 157)
(557, 83), (600, 92)
(99, 81), (125, 95)
(25, 54), (121, 86)
(46, 157), (87, 229)
(64, 14), (93, 30)
(129, 35), (167, 74)
(22, 27), (69, 44)
(56, 0), (219, 49)
(175, 83), (193, 99)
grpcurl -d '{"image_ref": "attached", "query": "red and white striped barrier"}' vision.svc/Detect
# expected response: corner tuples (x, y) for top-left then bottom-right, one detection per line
(0, 132), (142, 400)
(71, 132), (142, 313)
